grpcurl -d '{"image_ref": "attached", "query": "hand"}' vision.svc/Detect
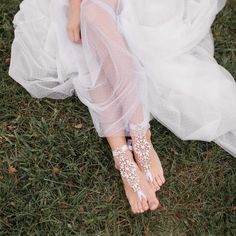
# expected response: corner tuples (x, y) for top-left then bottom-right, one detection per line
(67, 0), (81, 44)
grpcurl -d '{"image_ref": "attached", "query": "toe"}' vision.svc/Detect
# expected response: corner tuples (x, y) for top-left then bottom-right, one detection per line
(153, 178), (161, 190)
(141, 199), (149, 212)
(131, 202), (137, 214)
(155, 176), (163, 187)
(149, 177), (159, 191)
(160, 174), (165, 184)
(138, 201), (144, 213)
(154, 184), (160, 192)
(150, 179), (158, 191)
(135, 202), (140, 214)
(148, 196), (159, 211)
(150, 201), (159, 211)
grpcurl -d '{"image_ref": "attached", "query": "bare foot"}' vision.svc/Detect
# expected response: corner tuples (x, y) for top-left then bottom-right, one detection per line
(130, 129), (165, 191)
(113, 146), (159, 214)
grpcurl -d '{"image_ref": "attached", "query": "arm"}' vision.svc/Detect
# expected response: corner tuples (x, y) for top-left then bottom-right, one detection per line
(67, 0), (81, 43)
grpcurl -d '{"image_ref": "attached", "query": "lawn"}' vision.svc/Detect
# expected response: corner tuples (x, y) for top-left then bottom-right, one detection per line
(0, 0), (236, 235)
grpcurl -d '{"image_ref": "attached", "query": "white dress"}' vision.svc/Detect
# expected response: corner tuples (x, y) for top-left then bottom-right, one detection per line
(9, 0), (236, 158)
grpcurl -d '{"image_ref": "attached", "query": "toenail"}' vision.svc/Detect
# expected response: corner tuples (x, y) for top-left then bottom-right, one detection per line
(151, 202), (158, 209)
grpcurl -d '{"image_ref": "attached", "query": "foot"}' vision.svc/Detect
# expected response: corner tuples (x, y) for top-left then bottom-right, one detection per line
(113, 145), (159, 214)
(129, 125), (165, 191)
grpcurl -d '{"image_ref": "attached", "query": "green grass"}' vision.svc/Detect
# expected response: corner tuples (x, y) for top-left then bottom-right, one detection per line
(0, 0), (236, 235)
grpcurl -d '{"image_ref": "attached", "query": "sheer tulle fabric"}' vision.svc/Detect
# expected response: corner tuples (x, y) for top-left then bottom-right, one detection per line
(77, 0), (150, 136)
(9, 0), (236, 157)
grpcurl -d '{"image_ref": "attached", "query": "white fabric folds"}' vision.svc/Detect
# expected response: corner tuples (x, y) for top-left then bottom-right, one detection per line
(9, 0), (236, 158)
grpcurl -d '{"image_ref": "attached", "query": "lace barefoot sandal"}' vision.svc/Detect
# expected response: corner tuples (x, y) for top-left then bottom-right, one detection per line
(128, 122), (153, 182)
(112, 144), (147, 200)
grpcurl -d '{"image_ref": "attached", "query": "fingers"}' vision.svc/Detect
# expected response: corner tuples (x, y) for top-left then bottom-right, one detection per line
(73, 26), (81, 43)
(67, 26), (81, 44)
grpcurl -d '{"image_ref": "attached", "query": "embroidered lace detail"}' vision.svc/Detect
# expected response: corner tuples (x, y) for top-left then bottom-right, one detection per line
(112, 145), (146, 200)
(129, 122), (153, 182)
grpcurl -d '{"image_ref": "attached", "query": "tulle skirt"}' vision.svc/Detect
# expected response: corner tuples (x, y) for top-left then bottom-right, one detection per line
(9, 0), (236, 157)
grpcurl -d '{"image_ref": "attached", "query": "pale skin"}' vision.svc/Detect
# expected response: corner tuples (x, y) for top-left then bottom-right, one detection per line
(67, 0), (165, 214)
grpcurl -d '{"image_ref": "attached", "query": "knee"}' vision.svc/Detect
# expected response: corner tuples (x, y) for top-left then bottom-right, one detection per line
(80, 2), (103, 26)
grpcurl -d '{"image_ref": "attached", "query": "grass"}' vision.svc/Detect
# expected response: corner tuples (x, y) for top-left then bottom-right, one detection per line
(0, 0), (236, 235)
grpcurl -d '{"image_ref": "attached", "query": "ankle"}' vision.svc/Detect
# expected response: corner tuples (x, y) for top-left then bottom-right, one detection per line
(130, 128), (151, 142)
(114, 150), (133, 168)
(112, 145), (133, 170)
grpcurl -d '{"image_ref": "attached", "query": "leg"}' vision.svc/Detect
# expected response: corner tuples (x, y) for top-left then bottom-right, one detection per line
(80, 0), (150, 137)
(80, 0), (159, 213)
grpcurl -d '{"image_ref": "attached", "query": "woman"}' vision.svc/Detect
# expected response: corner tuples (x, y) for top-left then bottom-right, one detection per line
(9, 0), (236, 214)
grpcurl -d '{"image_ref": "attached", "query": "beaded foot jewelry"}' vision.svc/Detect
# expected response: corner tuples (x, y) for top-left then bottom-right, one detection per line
(129, 121), (153, 182)
(112, 144), (146, 200)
